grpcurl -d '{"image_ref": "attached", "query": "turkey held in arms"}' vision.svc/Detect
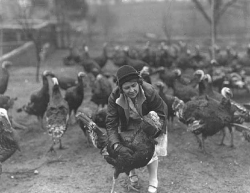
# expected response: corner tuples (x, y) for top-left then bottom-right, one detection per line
(45, 77), (69, 153)
(76, 110), (158, 193)
(0, 108), (20, 175)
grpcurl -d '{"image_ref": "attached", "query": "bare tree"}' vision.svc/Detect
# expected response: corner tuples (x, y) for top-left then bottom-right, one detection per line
(162, 1), (174, 44)
(96, 3), (117, 39)
(12, 0), (42, 82)
(192, 0), (240, 39)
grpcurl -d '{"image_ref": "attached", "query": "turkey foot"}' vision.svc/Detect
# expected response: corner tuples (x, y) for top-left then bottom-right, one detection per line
(47, 142), (57, 155)
(48, 146), (56, 153)
(127, 184), (140, 192)
(59, 139), (68, 150)
(128, 175), (140, 192)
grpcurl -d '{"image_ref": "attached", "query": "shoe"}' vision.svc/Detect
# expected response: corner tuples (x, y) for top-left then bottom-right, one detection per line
(148, 185), (158, 193)
(129, 174), (139, 187)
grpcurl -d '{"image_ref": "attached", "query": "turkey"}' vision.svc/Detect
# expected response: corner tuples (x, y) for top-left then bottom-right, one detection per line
(173, 87), (248, 154)
(0, 61), (12, 94)
(17, 70), (50, 129)
(139, 66), (152, 84)
(222, 72), (249, 93)
(0, 95), (21, 129)
(64, 72), (87, 123)
(137, 41), (157, 67)
(63, 45), (81, 66)
(76, 110), (158, 193)
(173, 93), (232, 153)
(157, 67), (178, 88)
(92, 42), (109, 68)
(0, 108), (20, 175)
(44, 71), (77, 90)
(198, 73), (225, 100)
(111, 46), (149, 72)
(199, 74), (250, 119)
(154, 81), (178, 126)
(232, 123), (250, 143)
(90, 71), (113, 108)
(45, 77), (69, 153)
(123, 46), (149, 71)
(76, 106), (107, 147)
(0, 95), (17, 111)
(80, 46), (101, 74)
(171, 69), (204, 102)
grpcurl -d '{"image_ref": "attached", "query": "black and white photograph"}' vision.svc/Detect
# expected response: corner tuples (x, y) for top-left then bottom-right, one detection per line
(0, 0), (250, 192)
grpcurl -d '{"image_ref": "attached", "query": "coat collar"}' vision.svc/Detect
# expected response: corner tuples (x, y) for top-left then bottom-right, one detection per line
(115, 85), (146, 121)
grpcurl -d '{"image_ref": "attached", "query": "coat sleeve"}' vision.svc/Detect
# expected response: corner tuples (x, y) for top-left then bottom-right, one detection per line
(106, 92), (121, 148)
(146, 86), (168, 133)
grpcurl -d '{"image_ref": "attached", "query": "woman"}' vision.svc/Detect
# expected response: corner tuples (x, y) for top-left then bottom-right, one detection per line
(106, 65), (168, 193)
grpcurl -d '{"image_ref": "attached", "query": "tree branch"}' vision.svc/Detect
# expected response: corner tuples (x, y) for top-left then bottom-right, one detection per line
(192, 0), (211, 24)
(215, 0), (238, 23)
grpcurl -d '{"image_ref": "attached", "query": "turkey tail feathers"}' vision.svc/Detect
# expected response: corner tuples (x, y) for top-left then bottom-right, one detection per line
(76, 112), (106, 148)
(232, 123), (250, 142)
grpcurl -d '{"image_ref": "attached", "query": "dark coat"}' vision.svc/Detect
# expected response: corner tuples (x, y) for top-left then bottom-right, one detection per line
(106, 81), (168, 147)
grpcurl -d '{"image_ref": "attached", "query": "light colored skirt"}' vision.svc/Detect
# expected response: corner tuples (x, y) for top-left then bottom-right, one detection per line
(147, 131), (168, 165)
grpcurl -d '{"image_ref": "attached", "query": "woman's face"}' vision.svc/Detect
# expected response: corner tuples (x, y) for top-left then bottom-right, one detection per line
(122, 80), (139, 99)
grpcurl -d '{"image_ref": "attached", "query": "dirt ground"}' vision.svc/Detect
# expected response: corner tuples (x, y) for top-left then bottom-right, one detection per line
(1, 49), (250, 193)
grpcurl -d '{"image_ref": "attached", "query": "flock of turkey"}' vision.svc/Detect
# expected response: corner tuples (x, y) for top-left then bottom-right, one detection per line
(0, 40), (250, 192)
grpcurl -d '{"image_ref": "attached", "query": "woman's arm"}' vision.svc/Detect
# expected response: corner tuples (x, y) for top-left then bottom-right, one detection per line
(106, 93), (121, 148)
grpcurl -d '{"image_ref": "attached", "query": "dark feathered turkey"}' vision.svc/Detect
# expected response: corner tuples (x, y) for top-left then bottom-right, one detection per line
(0, 108), (20, 175)
(157, 67), (178, 88)
(92, 42), (109, 68)
(0, 95), (17, 111)
(172, 69), (204, 102)
(63, 45), (82, 66)
(173, 94), (235, 154)
(154, 81), (177, 126)
(76, 110), (157, 193)
(90, 74), (113, 107)
(139, 66), (152, 84)
(123, 46), (149, 71)
(45, 77), (69, 153)
(64, 72), (87, 122)
(199, 74), (250, 124)
(0, 61), (12, 94)
(17, 70), (50, 129)
(80, 46), (101, 73)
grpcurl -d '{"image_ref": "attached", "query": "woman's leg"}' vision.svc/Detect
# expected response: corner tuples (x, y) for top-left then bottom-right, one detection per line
(147, 159), (158, 192)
